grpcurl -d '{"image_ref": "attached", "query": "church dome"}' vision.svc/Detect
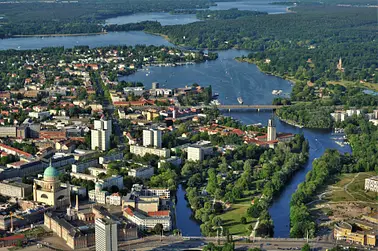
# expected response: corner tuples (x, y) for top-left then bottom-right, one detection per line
(43, 161), (59, 181)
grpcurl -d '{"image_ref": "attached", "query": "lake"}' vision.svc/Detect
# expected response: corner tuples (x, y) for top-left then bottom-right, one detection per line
(106, 12), (200, 26)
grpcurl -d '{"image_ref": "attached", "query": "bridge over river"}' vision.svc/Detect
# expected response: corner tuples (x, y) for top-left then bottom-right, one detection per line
(118, 235), (367, 251)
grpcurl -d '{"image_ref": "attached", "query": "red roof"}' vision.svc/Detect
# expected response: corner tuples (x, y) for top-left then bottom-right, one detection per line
(147, 211), (170, 217)
(124, 207), (134, 216)
(0, 234), (25, 241)
(0, 143), (32, 158)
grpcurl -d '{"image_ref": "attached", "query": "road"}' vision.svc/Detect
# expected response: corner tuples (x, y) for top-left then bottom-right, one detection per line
(118, 236), (356, 251)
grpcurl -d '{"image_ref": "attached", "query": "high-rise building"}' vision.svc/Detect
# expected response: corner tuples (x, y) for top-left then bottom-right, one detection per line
(267, 119), (277, 141)
(187, 146), (204, 161)
(91, 119), (112, 151)
(142, 129), (162, 148)
(95, 218), (118, 251)
(143, 129), (153, 147)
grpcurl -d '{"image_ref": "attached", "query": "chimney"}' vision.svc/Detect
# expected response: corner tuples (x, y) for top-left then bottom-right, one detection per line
(75, 194), (79, 211)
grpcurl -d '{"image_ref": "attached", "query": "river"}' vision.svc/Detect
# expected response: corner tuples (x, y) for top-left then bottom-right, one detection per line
(0, 0), (346, 238)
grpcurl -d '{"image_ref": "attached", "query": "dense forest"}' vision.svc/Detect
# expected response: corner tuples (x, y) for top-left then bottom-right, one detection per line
(0, 0), (211, 37)
(142, 6), (377, 83)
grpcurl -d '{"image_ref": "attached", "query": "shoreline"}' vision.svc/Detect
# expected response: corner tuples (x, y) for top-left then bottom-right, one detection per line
(235, 57), (297, 85)
(12, 32), (108, 38)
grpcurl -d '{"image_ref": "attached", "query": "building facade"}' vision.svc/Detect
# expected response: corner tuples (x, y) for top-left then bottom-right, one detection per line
(0, 179), (32, 198)
(143, 129), (162, 148)
(267, 119), (277, 141)
(187, 146), (203, 162)
(91, 119), (112, 151)
(365, 176), (378, 192)
(95, 218), (118, 251)
(130, 145), (170, 158)
(33, 162), (70, 208)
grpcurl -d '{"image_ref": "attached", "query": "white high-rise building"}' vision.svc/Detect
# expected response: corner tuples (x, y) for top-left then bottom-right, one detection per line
(143, 130), (153, 147)
(187, 146), (204, 162)
(95, 218), (118, 251)
(142, 129), (162, 148)
(91, 119), (112, 151)
(267, 119), (277, 141)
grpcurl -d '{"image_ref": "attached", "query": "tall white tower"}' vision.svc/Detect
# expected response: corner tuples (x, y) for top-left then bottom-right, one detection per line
(95, 218), (118, 251)
(91, 118), (112, 151)
(267, 119), (276, 141)
(143, 129), (162, 148)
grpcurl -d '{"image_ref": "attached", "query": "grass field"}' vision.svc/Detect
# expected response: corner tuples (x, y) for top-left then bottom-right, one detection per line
(218, 191), (258, 236)
(327, 80), (378, 92)
(326, 172), (377, 203)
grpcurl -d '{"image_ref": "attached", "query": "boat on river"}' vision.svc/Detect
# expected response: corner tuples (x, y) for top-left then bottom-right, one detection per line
(272, 89), (283, 95)
(237, 97), (243, 104)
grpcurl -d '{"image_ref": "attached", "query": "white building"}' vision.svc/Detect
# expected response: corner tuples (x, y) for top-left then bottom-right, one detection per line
(365, 176), (378, 192)
(89, 183), (108, 204)
(187, 146), (204, 162)
(128, 166), (154, 179)
(130, 145), (170, 158)
(124, 207), (171, 231)
(143, 129), (162, 148)
(267, 119), (277, 141)
(158, 156), (182, 168)
(106, 193), (122, 206)
(331, 112), (347, 122)
(95, 218), (118, 251)
(91, 119), (112, 151)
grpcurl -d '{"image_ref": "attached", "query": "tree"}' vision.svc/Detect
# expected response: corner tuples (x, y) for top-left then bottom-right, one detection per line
(154, 223), (164, 235)
(240, 217), (247, 224)
(301, 244), (311, 251)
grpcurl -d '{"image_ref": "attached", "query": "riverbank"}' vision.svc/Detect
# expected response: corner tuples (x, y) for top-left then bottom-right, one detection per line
(12, 32), (108, 38)
(277, 117), (304, 128)
(235, 57), (297, 85)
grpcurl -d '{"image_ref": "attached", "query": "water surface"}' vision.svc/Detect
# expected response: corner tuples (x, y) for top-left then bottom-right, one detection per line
(0, 31), (172, 51)
(106, 12), (200, 26)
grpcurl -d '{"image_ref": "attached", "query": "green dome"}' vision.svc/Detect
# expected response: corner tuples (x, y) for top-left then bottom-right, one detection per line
(43, 165), (59, 179)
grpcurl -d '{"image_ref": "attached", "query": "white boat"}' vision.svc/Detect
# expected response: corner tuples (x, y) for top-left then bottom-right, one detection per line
(272, 89), (283, 95)
(210, 100), (221, 106)
(237, 97), (243, 104)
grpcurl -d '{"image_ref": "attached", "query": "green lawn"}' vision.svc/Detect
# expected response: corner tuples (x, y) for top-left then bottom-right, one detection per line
(219, 191), (259, 236)
(327, 172), (378, 203)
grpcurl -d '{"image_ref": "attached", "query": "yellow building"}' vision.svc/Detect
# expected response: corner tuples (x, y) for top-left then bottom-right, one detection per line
(33, 161), (70, 208)
(334, 221), (377, 247)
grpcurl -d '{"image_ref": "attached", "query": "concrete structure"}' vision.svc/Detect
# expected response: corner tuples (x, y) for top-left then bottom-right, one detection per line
(365, 176), (378, 192)
(106, 193), (122, 206)
(331, 111), (348, 122)
(72, 159), (99, 173)
(267, 119), (277, 141)
(128, 165), (154, 179)
(132, 184), (170, 199)
(122, 193), (159, 213)
(33, 161), (70, 208)
(158, 156), (182, 168)
(0, 126), (17, 138)
(124, 206), (171, 231)
(89, 183), (108, 204)
(95, 218), (118, 251)
(143, 129), (162, 148)
(91, 119), (112, 151)
(0, 179), (32, 198)
(187, 146), (204, 162)
(130, 145), (170, 158)
(99, 152), (123, 165)
(44, 206), (137, 250)
(334, 221), (376, 246)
